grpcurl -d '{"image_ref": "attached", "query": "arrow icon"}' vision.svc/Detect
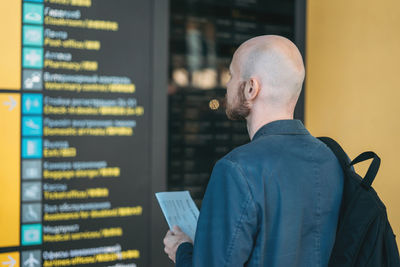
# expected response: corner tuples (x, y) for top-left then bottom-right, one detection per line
(3, 96), (16, 111)
(2, 255), (16, 267)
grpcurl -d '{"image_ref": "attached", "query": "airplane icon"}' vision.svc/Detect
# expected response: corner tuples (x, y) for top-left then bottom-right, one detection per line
(23, 253), (39, 267)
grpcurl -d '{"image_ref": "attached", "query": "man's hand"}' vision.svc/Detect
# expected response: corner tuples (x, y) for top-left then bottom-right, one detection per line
(163, 225), (193, 263)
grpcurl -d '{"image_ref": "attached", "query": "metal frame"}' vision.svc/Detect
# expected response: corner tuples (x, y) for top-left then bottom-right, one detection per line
(149, 0), (171, 266)
(295, 0), (307, 122)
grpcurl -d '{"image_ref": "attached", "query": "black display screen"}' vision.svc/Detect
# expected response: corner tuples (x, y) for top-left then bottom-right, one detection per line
(168, 0), (296, 207)
(0, 0), (154, 266)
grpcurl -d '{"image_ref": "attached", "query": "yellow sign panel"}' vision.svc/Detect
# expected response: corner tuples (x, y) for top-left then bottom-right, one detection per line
(0, 93), (20, 248)
(0, 2), (21, 90)
(0, 252), (19, 267)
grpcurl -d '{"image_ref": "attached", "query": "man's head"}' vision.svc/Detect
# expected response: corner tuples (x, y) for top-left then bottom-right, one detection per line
(225, 35), (305, 121)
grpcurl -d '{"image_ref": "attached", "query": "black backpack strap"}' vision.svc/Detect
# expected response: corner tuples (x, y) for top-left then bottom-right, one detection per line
(350, 151), (380, 188)
(317, 137), (351, 170)
(318, 137), (381, 189)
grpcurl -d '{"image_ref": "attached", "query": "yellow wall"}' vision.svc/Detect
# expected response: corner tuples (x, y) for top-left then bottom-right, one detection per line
(306, 0), (400, 237)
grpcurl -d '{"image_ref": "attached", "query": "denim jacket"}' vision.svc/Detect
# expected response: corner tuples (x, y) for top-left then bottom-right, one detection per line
(176, 119), (344, 267)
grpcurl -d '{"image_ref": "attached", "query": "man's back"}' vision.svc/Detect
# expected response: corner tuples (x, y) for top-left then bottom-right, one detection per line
(191, 120), (344, 267)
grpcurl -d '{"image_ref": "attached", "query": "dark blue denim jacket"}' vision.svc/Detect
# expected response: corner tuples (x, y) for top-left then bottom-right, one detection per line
(176, 119), (343, 267)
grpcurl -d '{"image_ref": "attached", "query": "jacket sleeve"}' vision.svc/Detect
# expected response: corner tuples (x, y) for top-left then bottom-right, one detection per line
(190, 158), (258, 267)
(176, 242), (194, 267)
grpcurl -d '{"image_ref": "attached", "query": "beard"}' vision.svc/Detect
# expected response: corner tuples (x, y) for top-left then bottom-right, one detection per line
(225, 81), (251, 120)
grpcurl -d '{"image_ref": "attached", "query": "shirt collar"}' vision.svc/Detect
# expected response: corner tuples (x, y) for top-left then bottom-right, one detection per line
(252, 119), (310, 141)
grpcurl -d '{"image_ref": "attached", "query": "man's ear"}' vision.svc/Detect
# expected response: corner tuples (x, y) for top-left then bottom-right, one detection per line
(244, 77), (260, 101)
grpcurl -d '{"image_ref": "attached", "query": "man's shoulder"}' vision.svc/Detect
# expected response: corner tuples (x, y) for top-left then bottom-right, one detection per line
(219, 133), (336, 172)
(220, 135), (282, 167)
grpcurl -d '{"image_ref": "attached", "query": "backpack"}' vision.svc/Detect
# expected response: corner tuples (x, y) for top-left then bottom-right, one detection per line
(318, 137), (400, 267)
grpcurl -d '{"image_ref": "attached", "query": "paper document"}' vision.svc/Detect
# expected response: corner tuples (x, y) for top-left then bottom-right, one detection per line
(155, 191), (199, 241)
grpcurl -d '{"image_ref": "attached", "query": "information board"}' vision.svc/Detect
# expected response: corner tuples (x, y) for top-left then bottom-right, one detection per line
(168, 0), (297, 206)
(0, 0), (159, 266)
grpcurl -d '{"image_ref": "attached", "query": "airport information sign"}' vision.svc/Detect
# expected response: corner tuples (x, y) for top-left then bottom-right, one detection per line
(0, 1), (154, 266)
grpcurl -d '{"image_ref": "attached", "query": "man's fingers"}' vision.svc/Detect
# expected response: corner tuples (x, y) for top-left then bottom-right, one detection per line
(164, 230), (173, 241)
(163, 245), (176, 263)
(163, 229), (175, 246)
(168, 254), (174, 262)
(163, 233), (169, 245)
(162, 227), (184, 263)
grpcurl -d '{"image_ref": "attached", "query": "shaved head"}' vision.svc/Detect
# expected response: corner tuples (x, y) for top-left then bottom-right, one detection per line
(225, 35), (305, 138)
(230, 35), (305, 111)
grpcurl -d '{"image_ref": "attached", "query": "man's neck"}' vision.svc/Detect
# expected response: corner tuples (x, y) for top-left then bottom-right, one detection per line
(246, 113), (294, 140)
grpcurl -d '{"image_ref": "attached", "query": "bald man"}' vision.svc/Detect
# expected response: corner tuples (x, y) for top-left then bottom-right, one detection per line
(163, 35), (344, 267)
